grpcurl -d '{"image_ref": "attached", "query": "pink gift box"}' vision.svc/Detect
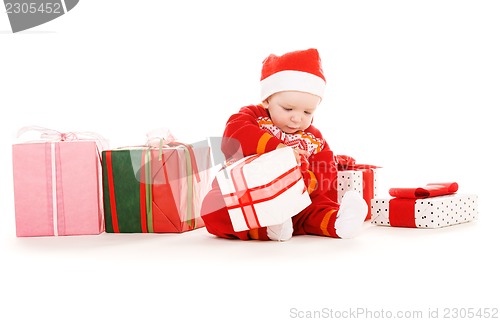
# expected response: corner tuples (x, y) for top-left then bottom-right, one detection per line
(12, 141), (104, 237)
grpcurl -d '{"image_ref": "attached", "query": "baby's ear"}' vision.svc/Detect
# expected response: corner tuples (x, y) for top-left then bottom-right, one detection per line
(261, 99), (270, 109)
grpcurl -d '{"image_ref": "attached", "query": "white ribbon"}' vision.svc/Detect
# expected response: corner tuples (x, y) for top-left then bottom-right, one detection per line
(50, 143), (58, 236)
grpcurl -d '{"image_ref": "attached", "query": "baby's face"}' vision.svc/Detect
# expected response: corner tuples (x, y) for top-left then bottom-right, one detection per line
(263, 91), (320, 134)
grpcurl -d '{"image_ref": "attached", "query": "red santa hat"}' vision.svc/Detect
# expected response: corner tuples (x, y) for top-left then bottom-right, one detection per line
(260, 48), (326, 101)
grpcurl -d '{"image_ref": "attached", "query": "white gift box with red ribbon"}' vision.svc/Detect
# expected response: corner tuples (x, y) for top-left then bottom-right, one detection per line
(371, 194), (478, 228)
(337, 168), (380, 220)
(216, 147), (311, 232)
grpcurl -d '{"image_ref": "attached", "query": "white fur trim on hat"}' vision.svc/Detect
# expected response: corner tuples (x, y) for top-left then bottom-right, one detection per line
(260, 70), (326, 101)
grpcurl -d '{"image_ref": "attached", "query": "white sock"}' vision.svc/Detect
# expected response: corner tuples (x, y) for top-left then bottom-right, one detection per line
(334, 191), (368, 239)
(267, 218), (293, 241)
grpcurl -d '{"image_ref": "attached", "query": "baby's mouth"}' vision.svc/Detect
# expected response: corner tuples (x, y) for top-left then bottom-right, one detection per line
(284, 126), (300, 133)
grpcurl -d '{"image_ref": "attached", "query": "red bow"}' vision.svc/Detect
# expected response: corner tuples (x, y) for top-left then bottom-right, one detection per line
(388, 182), (459, 227)
(389, 182), (458, 199)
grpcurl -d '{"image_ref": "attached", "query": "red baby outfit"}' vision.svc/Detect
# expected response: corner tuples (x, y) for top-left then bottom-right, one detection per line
(201, 104), (342, 240)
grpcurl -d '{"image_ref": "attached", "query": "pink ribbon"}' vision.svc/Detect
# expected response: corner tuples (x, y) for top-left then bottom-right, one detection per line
(16, 125), (109, 151)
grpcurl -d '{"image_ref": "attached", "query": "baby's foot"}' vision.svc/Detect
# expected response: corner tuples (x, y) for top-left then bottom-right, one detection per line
(334, 191), (368, 238)
(267, 218), (293, 241)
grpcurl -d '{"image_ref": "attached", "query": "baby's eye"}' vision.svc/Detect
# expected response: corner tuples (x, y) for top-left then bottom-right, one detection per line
(304, 111), (312, 115)
(283, 107), (292, 111)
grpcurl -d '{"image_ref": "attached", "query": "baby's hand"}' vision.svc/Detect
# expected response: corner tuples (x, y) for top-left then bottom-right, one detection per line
(277, 143), (308, 167)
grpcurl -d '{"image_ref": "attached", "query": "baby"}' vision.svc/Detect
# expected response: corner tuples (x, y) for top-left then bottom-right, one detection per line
(201, 48), (367, 241)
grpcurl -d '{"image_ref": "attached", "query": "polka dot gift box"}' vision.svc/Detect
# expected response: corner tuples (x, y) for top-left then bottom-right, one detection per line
(337, 155), (380, 221)
(371, 182), (478, 228)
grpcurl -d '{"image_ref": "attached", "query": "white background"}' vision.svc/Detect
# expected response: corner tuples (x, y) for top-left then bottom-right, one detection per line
(1, 1), (499, 321)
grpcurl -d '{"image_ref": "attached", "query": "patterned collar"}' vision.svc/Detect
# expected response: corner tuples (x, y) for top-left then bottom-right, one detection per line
(257, 116), (325, 156)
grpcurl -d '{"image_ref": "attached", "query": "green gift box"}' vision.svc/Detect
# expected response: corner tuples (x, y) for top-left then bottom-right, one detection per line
(102, 143), (210, 233)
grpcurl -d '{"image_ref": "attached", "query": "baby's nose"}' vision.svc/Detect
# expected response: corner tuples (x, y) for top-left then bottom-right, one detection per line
(291, 114), (301, 122)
